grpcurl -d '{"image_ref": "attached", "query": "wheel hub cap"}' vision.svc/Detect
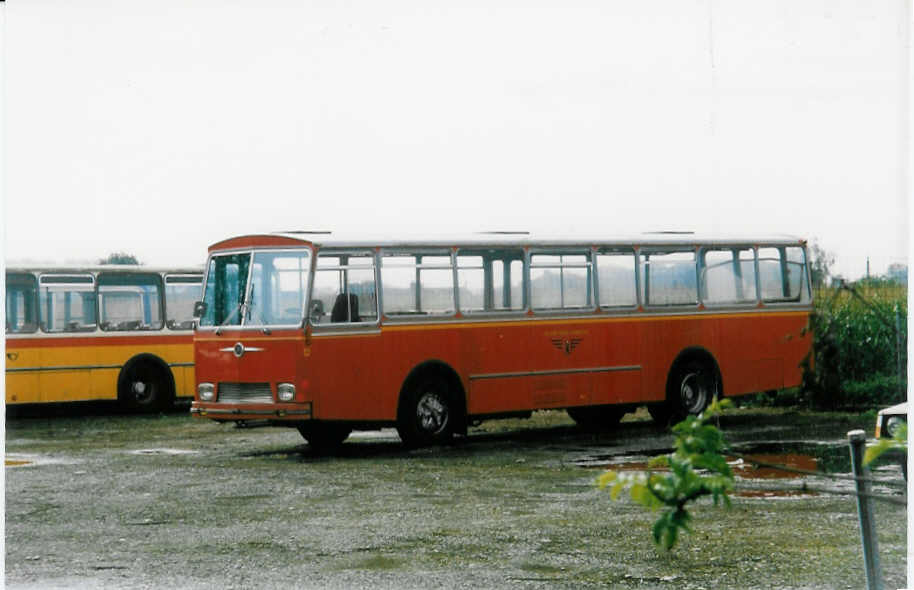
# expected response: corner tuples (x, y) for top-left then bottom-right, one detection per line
(680, 372), (706, 413)
(417, 393), (448, 434)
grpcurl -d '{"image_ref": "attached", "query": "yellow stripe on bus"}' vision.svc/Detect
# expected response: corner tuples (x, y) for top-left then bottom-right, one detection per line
(5, 342), (194, 404)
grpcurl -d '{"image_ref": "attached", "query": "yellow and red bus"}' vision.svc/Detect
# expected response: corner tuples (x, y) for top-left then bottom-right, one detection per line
(190, 232), (813, 447)
(5, 265), (203, 411)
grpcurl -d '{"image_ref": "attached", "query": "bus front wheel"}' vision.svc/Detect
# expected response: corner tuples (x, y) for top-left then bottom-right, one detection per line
(397, 375), (455, 447)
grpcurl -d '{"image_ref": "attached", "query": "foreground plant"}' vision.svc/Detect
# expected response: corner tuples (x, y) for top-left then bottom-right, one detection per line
(598, 399), (734, 550)
(864, 422), (907, 467)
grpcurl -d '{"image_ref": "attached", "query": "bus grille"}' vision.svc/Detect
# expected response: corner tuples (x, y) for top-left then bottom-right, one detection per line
(217, 382), (274, 404)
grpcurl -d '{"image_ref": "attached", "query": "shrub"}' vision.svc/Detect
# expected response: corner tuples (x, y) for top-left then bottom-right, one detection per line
(802, 284), (906, 410)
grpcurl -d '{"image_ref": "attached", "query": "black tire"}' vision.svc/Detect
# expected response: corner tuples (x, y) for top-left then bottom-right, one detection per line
(647, 402), (672, 426)
(650, 359), (716, 426)
(567, 405), (626, 431)
(297, 422), (352, 451)
(397, 374), (456, 447)
(118, 361), (173, 413)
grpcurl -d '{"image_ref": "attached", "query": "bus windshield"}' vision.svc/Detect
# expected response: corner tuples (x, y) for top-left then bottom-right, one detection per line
(200, 250), (311, 328)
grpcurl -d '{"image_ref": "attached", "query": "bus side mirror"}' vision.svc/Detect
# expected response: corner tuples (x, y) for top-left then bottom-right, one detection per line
(193, 301), (207, 318)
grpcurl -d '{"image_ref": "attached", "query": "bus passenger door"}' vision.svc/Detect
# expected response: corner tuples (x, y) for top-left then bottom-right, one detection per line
(36, 275), (98, 402)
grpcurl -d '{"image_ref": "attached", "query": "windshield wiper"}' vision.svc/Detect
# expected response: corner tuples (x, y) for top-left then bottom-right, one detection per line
(215, 302), (245, 334)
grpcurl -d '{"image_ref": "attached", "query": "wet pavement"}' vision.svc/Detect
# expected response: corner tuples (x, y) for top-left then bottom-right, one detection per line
(4, 406), (907, 589)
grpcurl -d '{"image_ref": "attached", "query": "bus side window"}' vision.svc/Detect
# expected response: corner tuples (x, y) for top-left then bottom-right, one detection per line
(456, 248), (525, 313)
(700, 248), (757, 305)
(530, 252), (593, 311)
(596, 250), (637, 308)
(5, 273), (39, 334)
(313, 252), (378, 325)
(39, 275), (97, 333)
(98, 272), (164, 331)
(381, 251), (454, 317)
(165, 275), (203, 330)
(456, 254), (485, 312)
(784, 247), (810, 302)
(759, 246), (809, 303)
(639, 250), (698, 307)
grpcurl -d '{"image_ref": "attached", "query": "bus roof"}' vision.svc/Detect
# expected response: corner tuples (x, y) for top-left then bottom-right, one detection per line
(6, 265), (203, 275)
(208, 231), (807, 252)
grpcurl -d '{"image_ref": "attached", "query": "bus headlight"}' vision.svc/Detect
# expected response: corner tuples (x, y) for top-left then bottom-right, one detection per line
(277, 383), (296, 402)
(198, 383), (215, 401)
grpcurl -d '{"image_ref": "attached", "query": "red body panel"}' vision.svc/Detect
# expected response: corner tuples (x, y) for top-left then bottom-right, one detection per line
(192, 310), (811, 424)
(195, 330), (304, 391)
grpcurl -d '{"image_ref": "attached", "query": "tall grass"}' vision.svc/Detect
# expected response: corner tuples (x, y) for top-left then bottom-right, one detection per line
(803, 282), (907, 410)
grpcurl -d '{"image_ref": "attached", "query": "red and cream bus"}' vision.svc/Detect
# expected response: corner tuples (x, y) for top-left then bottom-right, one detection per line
(5, 265), (203, 411)
(190, 232), (813, 447)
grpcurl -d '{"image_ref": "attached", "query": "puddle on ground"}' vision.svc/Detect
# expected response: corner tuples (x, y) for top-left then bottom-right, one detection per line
(5, 454), (81, 468)
(579, 440), (865, 499)
(730, 453), (818, 479)
(728, 451), (821, 497)
(580, 442), (851, 474)
(734, 489), (817, 498)
(730, 441), (853, 475)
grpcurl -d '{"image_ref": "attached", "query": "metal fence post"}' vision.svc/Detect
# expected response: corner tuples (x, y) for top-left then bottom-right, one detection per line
(848, 429), (883, 590)
(895, 304), (904, 399)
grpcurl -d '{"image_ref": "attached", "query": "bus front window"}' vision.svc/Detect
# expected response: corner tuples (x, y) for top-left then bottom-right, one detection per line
(246, 250), (311, 327)
(200, 253), (251, 327)
(200, 250), (311, 328)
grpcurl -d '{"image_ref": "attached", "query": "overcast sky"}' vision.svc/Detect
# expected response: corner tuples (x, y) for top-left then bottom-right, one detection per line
(2, 0), (910, 279)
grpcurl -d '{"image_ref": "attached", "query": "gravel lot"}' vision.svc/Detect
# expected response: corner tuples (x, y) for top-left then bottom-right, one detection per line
(5, 406), (907, 589)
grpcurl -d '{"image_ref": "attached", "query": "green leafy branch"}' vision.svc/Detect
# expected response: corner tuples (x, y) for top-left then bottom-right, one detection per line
(864, 422), (907, 466)
(597, 399), (735, 550)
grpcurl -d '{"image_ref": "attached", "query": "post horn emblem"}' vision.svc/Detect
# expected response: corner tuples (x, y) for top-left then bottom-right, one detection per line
(551, 338), (582, 355)
(233, 342), (245, 358)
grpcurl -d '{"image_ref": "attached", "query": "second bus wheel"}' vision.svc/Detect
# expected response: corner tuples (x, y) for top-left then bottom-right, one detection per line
(118, 360), (173, 413)
(650, 359), (717, 426)
(297, 422), (352, 451)
(672, 361), (715, 416)
(566, 405), (627, 431)
(397, 375), (455, 447)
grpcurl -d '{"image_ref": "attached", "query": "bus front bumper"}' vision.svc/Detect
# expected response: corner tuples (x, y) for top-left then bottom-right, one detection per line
(190, 401), (312, 421)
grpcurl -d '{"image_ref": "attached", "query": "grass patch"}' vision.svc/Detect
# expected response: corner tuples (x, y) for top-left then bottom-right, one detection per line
(351, 555), (404, 571)
(518, 562), (564, 575)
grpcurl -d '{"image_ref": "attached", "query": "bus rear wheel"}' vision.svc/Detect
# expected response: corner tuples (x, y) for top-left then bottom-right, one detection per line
(567, 405), (626, 431)
(650, 359), (716, 426)
(397, 375), (455, 447)
(118, 360), (173, 413)
(297, 422), (351, 451)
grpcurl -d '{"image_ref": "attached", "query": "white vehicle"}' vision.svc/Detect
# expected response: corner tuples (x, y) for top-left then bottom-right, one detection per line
(874, 402), (907, 480)
(875, 402), (907, 439)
